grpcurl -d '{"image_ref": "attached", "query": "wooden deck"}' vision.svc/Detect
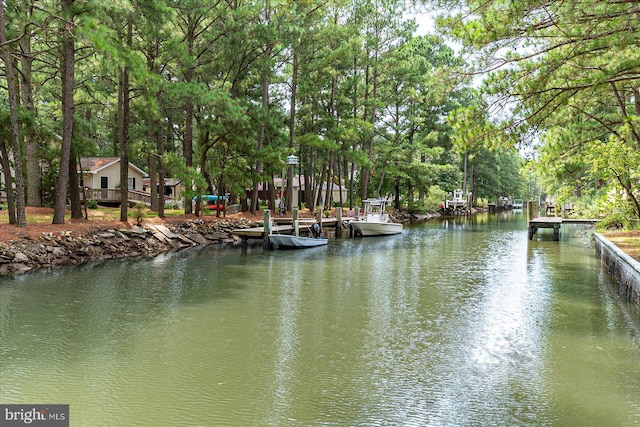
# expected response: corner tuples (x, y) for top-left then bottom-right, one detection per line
(232, 218), (343, 239)
(528, 217), (599, 241)
(82, 188), (174, 207)
(528, 217), (562, 240)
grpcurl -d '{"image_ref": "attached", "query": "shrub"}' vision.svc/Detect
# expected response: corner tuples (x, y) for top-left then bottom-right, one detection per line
(425, 185), (446, 212)
(87, 200), (98, 209)
(597, 213), (627, 231)
(133, 203), (146, 226)
(407, 198), (426, 214)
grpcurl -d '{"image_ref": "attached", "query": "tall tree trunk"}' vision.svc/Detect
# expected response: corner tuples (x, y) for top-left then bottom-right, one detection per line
(118, 17), (133, 222)
(118, 67), (129, 222)
(53, 0), (75, 224)
(361, 58), (378, 202)
(148, 122), (158, 211)
(324, 155), (334, 210)
(157, 112), (165, 218)
(119, 19), (132, 223)
(0, 145), (16, 225)
(350, 52), (358, 210)
(147, 39), (160, 212)
(316, 163), (327, 209)
(462, 151), (468, 194)
(69, 145), (82, 219)
(305, 149), (316, 211)
(183, 27), (196, 215)
(0, 3), (27, 227)
(19, 34), (41, 207)
(286, 47), (298, 213)
(184, 96), (193, 214)
(252, 42), (273, 215)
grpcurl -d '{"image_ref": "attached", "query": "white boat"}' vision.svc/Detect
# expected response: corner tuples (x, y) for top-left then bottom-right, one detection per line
(268, 234), (328, 249)
(350, 199), (403, 236)
(513, 199), (524, 209)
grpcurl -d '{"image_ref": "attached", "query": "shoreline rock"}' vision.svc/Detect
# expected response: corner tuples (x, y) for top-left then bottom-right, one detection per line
(0, 212), (442, 276)
(0, 218), (260, 276)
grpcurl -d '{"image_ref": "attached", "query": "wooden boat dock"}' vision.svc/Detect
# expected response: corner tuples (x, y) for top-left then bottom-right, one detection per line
(528, 217), (599, 240)
(528, 217), (562, 240)
(527, 201), (599, 241)
(232, 216), (344, 239)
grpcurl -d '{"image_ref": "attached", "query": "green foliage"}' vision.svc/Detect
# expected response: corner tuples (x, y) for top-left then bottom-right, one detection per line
(87, 200), (99, 209)
(597, 214), (631, 231)
(132, 203), (146, 226)
(425, 185), (446, 212)
(438, 0), (640, 221)
(4, 0), (509, 219)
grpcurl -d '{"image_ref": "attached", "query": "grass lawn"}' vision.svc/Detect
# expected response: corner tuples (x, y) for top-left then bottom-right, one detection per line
(601, 231), (640, 263)
(0, 206), (186, 225)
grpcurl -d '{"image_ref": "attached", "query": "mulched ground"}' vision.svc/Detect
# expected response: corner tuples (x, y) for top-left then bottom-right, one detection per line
(600, 230), (640, 262)
(0, 207), (267, 243)
(0, 207), (312, 242)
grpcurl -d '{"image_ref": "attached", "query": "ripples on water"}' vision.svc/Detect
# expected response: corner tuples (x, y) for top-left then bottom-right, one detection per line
(1, 213), (639, 426)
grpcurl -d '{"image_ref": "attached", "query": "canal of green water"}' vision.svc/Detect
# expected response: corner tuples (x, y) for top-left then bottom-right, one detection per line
(1, 211), (639, 426)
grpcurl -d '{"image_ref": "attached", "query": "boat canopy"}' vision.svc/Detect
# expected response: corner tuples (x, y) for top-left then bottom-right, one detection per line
(193, 195), (227, 201)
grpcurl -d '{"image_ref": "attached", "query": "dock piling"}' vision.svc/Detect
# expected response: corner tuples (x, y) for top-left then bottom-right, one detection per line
(263, 209), (271, 248)
(292, 208), (299, 236)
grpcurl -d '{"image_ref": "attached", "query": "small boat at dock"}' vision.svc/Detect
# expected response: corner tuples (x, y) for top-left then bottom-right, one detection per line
(268, 233), (328, 249)
(268, 220), (328, 249)
(350, 199), (403, 237)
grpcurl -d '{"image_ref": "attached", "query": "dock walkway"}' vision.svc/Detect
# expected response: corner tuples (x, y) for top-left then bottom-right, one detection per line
(528, 217), (599, 240)
(232, 217), (344, 239)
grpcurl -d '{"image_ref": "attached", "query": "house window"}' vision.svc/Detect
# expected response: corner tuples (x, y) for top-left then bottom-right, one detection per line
(128, 177), (136, 190)
(100, 176), (108, 189)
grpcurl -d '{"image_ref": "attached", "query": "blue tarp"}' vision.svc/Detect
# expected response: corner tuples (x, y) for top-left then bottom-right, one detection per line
(192, 195), (227, 202)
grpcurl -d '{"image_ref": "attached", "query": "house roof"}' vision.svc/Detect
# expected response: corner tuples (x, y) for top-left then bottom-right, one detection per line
(79, 157), (146, 176)
(142, 177), (183, 187)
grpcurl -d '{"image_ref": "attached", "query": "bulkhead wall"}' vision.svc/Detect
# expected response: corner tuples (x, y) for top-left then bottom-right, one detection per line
(595, 233), (640, 310)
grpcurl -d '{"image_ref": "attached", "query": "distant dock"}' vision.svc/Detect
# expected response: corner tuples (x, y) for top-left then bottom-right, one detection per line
(528, 217), (599, 240)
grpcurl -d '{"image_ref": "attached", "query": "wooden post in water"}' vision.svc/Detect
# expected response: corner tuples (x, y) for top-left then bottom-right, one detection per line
(292, 208), (299, 236)
(349, 207), (361, 238)
(335, 207), (342, 238)
(263, 209), (271, 248)
(527, 201), (537, 220)
(316, 209), (323, 235)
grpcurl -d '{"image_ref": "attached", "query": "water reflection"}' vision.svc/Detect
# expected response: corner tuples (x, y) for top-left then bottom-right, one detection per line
(1, 213), (639, 425)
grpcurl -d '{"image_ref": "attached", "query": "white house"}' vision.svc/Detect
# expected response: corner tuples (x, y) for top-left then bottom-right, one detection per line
(79, 157), (145, 191)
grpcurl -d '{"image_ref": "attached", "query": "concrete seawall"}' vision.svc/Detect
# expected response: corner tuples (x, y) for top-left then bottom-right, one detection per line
(594, 233), (640, 310)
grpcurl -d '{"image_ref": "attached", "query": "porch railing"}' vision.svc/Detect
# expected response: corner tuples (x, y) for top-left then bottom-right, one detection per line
(82, 188), (173, 206)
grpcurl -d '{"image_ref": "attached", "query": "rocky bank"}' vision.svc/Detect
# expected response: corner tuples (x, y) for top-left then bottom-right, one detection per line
(0, 218), (261, 275)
